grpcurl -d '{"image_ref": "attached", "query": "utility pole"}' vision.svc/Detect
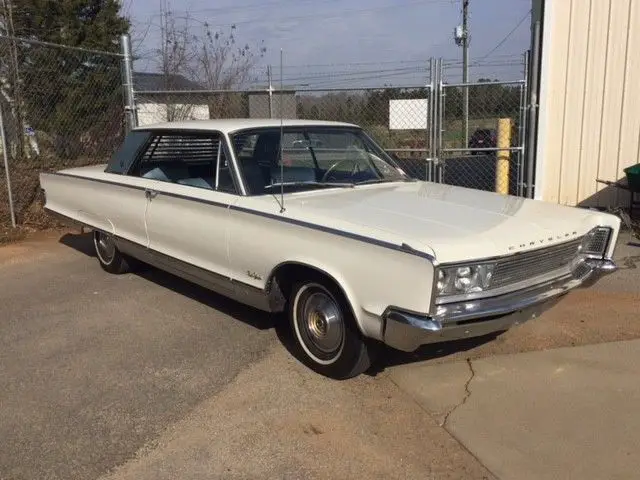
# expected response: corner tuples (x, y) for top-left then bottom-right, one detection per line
(462, 0), (469, 147)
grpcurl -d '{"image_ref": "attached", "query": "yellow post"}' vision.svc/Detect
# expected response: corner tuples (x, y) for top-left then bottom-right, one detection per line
(495, 118), (512, 195)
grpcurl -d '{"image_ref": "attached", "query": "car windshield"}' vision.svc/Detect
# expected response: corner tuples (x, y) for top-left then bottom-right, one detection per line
(231, 127), (409, 195)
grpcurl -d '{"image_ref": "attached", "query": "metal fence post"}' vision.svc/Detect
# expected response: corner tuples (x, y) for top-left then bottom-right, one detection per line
(437, 58), (444, 183)
(526, 21), (541, 199)
(120, 34), (137, 132)
(426, 58), (434, 182)
(518, 51), (530, 197)
(0, 105), (16, 228)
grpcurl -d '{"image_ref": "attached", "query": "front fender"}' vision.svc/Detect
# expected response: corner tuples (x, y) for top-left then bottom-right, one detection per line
(266, 251), (435, 342)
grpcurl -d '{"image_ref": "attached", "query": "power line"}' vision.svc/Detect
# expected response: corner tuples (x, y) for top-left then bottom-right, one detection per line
(152, 0), (452, 30)
(161, 0), (453, 18)
(151, 0), (337, 17)
(476, 9), (531, 61)
(276, 66), (428, 84)
(294, 70), (429, 88)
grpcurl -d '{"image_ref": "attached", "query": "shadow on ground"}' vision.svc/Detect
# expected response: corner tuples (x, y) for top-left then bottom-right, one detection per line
(366, 333), (502, 376)
(59, 231), (276, 332)
(59, 231), (503, 373)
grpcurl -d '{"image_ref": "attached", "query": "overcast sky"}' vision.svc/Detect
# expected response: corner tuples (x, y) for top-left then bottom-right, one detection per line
(125, 0), (533, 87)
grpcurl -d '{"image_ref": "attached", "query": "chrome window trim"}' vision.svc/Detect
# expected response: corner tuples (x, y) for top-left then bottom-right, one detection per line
(222, 131), (248, 196)
(122, 128), (245, 195)
(227, 125), (408, 196)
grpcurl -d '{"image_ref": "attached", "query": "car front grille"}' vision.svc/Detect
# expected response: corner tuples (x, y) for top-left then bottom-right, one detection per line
(491, 238), (583, 289)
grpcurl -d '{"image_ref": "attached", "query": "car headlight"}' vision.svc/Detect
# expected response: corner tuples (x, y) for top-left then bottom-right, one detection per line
(580, 227), (611, 257)
(436, 263), (496, 296)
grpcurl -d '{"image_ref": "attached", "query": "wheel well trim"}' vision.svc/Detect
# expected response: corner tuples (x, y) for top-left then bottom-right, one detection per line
(266, 260), (365, 334)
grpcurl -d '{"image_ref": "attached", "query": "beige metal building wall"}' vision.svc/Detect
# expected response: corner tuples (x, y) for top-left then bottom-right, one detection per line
(535, 0), (640, 207)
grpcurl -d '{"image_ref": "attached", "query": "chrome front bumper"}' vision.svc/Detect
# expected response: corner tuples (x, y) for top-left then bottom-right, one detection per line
(382, 258), (617, 352)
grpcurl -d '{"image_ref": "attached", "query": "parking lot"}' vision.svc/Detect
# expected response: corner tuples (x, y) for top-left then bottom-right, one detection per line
(1, 229), (638, 479)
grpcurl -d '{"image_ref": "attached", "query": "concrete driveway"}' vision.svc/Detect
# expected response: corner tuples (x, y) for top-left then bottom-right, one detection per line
(389, 340), (640, 480)
(1, 229), (638, 479)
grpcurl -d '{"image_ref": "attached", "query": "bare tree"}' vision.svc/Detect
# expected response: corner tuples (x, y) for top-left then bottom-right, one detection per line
(155, 8), (198, 121)
(146, 7), (266, 120)
(194, 24), (266, 118)
(196, 24), (266, 90)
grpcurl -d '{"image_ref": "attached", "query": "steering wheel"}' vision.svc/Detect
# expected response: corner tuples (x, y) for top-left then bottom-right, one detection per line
(321, 158), (362, 182)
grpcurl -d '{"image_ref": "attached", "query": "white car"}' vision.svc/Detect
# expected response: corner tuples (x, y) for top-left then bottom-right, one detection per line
(40, 119), (620, 379)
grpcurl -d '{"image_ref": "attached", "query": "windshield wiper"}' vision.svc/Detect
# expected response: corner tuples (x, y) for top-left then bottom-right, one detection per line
(263, 181), (354, 191)
(355, 177), (415, 186)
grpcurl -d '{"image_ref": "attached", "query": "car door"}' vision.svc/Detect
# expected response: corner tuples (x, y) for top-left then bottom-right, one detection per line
(129, 130), (240, 295)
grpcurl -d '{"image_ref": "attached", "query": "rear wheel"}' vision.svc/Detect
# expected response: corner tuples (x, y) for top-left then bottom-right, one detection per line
(289, 278), (378, 379)
(93, 230), (133, 274)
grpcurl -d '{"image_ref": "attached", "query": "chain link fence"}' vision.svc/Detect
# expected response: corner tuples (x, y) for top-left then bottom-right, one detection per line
(133, 82), (438, 180)
(295, 86), (433, 179)
(439, 55), (528, 196)
(0, 34), (531, 237)
(0, 35), (125, 235)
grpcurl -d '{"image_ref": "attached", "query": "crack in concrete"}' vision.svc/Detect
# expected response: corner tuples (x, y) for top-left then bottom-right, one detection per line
(621, 255), (640, 269)
(440, 358), (475, 428)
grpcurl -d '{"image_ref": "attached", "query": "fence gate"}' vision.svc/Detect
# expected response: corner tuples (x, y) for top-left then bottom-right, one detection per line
(434, 54), (529, 197)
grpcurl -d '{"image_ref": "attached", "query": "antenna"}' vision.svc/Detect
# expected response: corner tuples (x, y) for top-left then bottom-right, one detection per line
(279, 48), (285, 213)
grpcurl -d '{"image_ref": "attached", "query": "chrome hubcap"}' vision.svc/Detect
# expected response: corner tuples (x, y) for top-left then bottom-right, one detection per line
(94, 231), (116, 264)
(302, 291), (344, 354)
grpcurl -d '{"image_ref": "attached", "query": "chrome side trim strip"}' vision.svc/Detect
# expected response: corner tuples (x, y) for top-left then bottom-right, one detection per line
(45, 172), (435, 261)
(227, 204), (435, 261)
(115, 237), (274, 312)
(47, 171), (148, 192)
(47, 172), (231, 210)
(43, 206), (274, 312)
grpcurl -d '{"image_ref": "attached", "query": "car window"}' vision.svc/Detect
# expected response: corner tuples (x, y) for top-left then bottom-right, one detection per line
(215, 146), (236, 194)
(105, 130), (151, 174)
(130, 132), (237, 194)
(231, 127), (406, 195)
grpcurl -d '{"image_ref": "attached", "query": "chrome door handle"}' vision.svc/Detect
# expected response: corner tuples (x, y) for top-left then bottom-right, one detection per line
(145, 189), (158, 199)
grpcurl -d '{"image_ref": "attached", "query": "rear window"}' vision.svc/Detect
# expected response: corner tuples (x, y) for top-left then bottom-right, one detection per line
(105, 130), (152, 174)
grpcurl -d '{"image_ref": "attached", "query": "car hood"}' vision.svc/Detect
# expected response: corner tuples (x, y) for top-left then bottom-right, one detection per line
(282, 181), (611, 262)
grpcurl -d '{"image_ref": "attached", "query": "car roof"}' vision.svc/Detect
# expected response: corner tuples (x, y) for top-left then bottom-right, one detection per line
(133, 118), (360, 135)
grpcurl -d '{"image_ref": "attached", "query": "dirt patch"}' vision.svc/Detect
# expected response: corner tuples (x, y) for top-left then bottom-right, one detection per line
(0, 227), (73, 265)
(0, 159), (103, 242)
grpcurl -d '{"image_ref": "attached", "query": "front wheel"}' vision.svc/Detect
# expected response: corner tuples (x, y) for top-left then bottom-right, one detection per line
(289, 279), (378, 379)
